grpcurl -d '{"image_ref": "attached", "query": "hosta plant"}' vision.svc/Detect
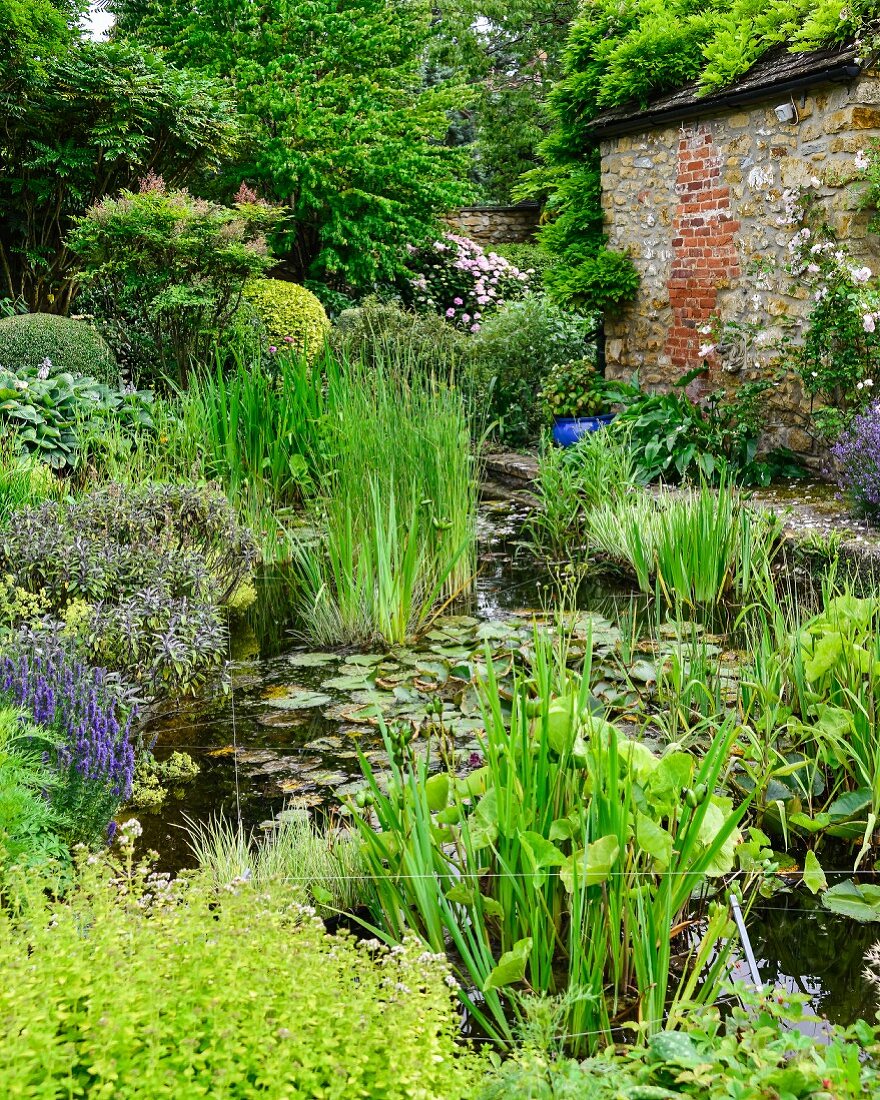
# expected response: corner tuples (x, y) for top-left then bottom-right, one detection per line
(0, 363), (153, 470)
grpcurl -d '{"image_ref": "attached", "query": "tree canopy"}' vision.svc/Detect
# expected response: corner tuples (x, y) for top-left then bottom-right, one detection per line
(0, 37), (237, 311)
(114, 0), (472, 289)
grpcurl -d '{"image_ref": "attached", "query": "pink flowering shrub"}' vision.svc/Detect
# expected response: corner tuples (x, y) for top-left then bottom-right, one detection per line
(406, 233), (531, 331)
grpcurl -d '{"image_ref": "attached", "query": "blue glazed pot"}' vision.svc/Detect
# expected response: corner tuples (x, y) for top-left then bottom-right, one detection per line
(551, 413), (616, 447)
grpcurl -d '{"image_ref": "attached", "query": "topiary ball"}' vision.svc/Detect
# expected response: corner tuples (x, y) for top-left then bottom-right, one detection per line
(0, 313), (119, 385)
(242, 279), (330, 363)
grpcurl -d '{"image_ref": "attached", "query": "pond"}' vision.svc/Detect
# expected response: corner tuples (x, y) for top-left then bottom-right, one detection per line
(137, 498), (879, 1029)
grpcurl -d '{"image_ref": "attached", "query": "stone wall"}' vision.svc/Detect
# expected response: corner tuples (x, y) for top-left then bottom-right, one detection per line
(600, 72), (880, 462)
(445, 204), (541, 245)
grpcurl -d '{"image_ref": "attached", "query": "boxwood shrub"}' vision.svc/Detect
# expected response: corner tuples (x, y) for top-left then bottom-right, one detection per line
(243, 278), (330, 362)
(0, 312), (119, 384)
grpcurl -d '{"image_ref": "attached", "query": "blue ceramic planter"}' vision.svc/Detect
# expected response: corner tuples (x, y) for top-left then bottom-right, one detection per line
(551, 413), (616, 447)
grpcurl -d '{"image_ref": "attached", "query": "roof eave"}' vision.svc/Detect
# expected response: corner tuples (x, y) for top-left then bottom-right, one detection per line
(589, 58), (863, 140)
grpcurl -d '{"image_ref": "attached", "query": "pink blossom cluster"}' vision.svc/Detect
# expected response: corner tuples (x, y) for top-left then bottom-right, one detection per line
(408, 233), (531, 332)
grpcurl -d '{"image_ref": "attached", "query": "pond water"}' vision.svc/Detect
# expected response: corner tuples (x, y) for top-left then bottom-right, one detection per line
(136, 498), (879, 1029)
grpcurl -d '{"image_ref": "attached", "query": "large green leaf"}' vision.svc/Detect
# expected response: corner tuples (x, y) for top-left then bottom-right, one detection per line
(821, 880), (880, 921)
(560, 834), (620, 893)
(483, 937), (532, 991)
(802, 850), (827, 895)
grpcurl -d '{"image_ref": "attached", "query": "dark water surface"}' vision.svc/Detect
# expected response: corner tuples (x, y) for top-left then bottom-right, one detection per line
(136, 500), (880, 1029)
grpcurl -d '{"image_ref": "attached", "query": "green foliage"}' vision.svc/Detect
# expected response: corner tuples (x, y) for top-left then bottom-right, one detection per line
(129, 751), (199, 808)
(490, 242), (558, 293)
(241, 279), (330, 363)
(0, 312), (118, 385)
(545, 246), (640, 313)
(69, 178), (280, 386)
(471, 295), (595, 444)
(0, 0), (78, 96)
(188, 808), (367, 915)
(291, 360), (477, 645)
(429, 0), (579, 203)
(352, 628), (749, 1051)
(0, 447), (60, 527)
(528, 429), (639, 557)
(332, 297), (470, 379)
(477, 992), (880, 1099)
(116, 0), (471, 289)
(179, 353), (327, 514)
(613, 373), (798, 486)
(0, 705), (69, 872)
(0, 850), (482, 1098)
(0, 38), (237, 312)
(0, 362), (152, 471)
(539, 357), (608, 419)
(587, 482), (780, 606)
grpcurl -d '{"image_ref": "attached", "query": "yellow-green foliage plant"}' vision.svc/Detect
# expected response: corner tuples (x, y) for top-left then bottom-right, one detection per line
(243, 278), (330, 362)
(0, 839), (484, 1098)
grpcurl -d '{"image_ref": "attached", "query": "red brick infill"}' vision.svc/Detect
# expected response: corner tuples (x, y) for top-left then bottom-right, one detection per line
(664, 125), (740, 391)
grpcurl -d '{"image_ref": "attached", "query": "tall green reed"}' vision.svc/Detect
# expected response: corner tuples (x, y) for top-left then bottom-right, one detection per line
(291, 354), (478, 645)
(528, 427), (639, 558)
(587, 481), (780, 607)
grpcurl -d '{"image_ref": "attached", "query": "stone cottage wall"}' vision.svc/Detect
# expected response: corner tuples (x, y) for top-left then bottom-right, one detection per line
(445, 204), (541, 245)
(600, 73), (880, 461)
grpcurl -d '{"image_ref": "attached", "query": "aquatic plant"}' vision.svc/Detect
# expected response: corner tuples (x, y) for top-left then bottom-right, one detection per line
(351, 627), (752, 1051)
(292, 359), (477, 645)
(187, 807), (367, 915)
(528, 427), (638, 557)
(587, 482), (780, 606)
(477, 990), (880, 1099)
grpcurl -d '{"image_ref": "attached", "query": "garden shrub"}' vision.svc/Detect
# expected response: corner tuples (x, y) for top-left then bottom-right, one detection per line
(470, 295), (594, 444)
(0, 483), (257, 693)
(0, 312), (119, 384)
(68, 176), (281, 386)
(0, 851), (483, 1099)
(405, 232), (532, 329)
(331, 296), (469, 377)
(833, 401), (880, 520)
(242, 278), (330, 362)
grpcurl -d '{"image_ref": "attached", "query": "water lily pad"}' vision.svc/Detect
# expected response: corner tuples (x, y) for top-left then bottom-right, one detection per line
(303, 736), (343, 752)
(322, 674), (375, 691)
(345, 653), (385, 667)
(288, 652), (339, 668)
(266, 688), (333, 710)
